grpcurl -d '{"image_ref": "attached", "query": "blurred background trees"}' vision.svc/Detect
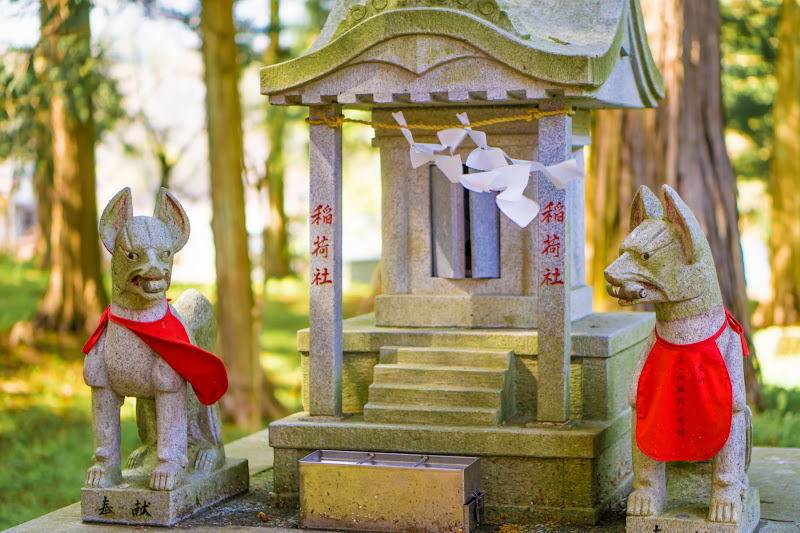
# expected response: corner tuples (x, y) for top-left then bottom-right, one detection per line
(757, 0), (800, 327)
(586, 0), (766, 405)
(199, 0), (261, 430)
(34, 0), (110, 334)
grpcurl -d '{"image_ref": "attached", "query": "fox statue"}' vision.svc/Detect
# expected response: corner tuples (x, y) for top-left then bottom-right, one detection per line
(82, 187), (228, 491)
(604, 185), (751, 524)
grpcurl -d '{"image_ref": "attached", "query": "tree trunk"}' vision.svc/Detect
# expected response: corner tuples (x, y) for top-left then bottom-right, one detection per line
(33, 123), (53, 269)
(586, 0), (763, 406)
(261, 0), (291, 279)
(34, 0), (107, 334)
(200, 0), (261, 430)
(32, 5), (54, 270)
(757, 0), (800, 327)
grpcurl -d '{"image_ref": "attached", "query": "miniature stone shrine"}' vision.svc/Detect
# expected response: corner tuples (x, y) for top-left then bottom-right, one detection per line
(605, 185), (760, 533)
(261, 0), (664, 525)
(80, 188), (248, 526)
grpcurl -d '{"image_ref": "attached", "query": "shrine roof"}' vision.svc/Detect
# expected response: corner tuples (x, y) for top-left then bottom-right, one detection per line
(260, 0), (664, 109)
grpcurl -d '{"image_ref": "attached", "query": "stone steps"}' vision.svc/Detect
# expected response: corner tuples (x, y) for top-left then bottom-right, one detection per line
(380, 346), (512, 369)
(362, 403), (502, 426)
(362, 346), (514, 427)
(367, 383), (503, 409)
(371, 364), (507, 388)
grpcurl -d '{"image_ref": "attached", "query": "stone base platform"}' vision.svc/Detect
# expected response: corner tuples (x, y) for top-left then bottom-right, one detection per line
(269, 410), (635, 526)
(81, 458), (249, 526)
(626, 487), (760, 533)
(278, 311), (656, 526)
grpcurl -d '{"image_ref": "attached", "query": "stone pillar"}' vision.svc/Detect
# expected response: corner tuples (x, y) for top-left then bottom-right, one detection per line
(308, 104), (343, 416)
(536, 96), (572, 422)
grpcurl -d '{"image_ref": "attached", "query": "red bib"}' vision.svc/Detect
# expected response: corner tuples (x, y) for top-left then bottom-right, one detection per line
(636, 310), (748, 462)
(83, 305), (228, 406)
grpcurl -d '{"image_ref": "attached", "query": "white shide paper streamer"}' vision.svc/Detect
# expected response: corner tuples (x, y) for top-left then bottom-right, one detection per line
(392, 111), (584, 228)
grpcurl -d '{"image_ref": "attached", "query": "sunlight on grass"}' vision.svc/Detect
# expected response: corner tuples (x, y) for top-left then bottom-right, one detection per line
(0, 258), (48, 331)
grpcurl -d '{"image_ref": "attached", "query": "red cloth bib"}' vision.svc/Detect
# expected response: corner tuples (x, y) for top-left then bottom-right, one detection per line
(83, 305), (228, 406)
(636, 310), (748, 462)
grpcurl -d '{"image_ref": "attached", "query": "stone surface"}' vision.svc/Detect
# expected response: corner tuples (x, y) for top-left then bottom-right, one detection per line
(536, 95), (573, 423)
(430, 166), (467, 279)
(269, 411), (633, 525)
(7, 442), (800, 532)
(260, 1), (664, 109)
(371, 106), (594, 329)
(625, 487), (760, 533)
(296, 312), (655, 415)
(605, 185), (753, 528)
(308, 105), (344, 417)
(81, 458), (249, 526)
(362, 346), (513, 426)
(469, 189), (501, 279)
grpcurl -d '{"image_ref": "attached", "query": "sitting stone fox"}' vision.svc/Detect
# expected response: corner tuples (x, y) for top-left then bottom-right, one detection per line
(605, 185), (750, 523)
(83, 188), (226, 491)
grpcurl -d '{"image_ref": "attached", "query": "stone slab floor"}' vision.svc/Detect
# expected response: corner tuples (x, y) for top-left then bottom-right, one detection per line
(5, 431), (798, 533)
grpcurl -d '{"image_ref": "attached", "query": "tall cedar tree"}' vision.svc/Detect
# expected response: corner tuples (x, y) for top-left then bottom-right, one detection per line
(35, 0), (108, 333)
(586, 0), (762, 406)
(758, 0), (800, 326)
(200, 0), (262, 429)
(262, 0), (291, 279)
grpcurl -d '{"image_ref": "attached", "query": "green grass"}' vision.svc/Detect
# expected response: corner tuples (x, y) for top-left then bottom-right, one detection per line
(751, 385), (800, 447)
(0, 258), (48, 331)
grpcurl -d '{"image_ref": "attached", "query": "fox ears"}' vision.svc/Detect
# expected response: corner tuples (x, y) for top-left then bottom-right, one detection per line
(153, 188), (190, 253)
(630, 185), (705, 264)
(99, 187), (190, 254)
(629, 185), (663, 229)
(99, 188), (134, 253)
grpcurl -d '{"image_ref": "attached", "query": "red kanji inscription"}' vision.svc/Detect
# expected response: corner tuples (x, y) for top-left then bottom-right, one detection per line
(312, 236), (329, 258)
(540, 267), (565, 286)
(310, 204), (333, 225)
(541, 234), (561, 257)
(540, 201), (565, 224)
(311, 268), (333, 286)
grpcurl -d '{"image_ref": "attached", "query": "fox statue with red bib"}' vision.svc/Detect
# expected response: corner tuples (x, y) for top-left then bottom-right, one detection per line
(82, 188), (228, 492)
(605, 185), (755, 528)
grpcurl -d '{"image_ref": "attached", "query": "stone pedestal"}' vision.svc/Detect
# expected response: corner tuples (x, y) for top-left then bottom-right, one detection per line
(626, 461), (760, 533)
(81, 458), (249, 526)
(269, 311), (654, 525)
(626, 487), (760, 533)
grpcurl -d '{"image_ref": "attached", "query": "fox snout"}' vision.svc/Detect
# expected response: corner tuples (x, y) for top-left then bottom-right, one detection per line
(131, 262), (171, 294)
(604, 259), (649, 305)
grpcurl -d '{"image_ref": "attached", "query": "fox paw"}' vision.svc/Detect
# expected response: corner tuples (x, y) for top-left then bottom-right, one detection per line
(85, 464), (122, 488)
(709, 490), (741, 523)
(126, 444), (154, 469)
(194, 447), (222, 472)
(150, 461), (184, 491)
(627, 488), (665, 516)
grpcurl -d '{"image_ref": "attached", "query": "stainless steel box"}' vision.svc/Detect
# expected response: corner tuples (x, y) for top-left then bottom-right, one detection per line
(299, 450), (483, 533)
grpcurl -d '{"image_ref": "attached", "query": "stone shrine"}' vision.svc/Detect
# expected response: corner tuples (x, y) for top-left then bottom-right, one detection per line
(261, 0), (663, 524)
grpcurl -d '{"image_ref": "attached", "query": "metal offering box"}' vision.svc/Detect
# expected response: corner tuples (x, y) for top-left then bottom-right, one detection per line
(299, 450), (483, 533)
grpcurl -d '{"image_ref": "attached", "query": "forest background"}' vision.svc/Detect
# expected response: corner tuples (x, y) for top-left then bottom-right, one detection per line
(2, 0), (800, 529)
